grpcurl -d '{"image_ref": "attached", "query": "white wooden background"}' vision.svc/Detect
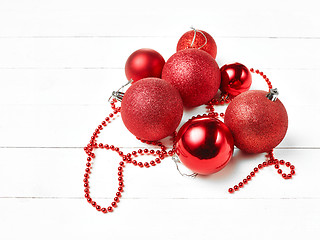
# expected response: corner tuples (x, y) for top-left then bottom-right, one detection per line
(1, 0), (319, 239)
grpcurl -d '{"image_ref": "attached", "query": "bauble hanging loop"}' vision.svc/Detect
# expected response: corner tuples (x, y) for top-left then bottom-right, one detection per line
(108, 79), (133, 102)
(266, 88), (279, 101)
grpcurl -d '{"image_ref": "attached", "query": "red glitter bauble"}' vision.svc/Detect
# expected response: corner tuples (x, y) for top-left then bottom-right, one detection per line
(125, 48), (165, 82)
(162, 49), (221, 107)
(220, 62), (252, 97)
(121, 78), (183, 141)
(176, 29), (217, 59)
(175, 116), (234, 175)
(224, 90), (288, 153)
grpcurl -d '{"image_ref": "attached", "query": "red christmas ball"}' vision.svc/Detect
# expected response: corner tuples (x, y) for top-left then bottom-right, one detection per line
(121, 78), (183, 141)
(175, 115), (234, 175)
(220, 63), (252, 97)
(224, 90), (288, 153)
(125, 48), (165, 82)
(177, 29), (217, 59)
(162, 49), (221, 107)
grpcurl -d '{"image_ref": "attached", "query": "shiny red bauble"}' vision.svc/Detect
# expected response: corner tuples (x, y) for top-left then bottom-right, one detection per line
(162, 49), (221, 107)
(121, 78), (183, 141)
(224, 90), (288, 153)
(125, 48), (165, 82)
(220, 62), (252, 97)
(177, 29), (217, 59)
(175, 116), (234, 175)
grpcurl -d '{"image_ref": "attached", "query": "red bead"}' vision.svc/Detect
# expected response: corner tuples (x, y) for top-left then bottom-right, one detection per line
(150, 150), (155, 154)
(280, 160), (285, 165)
(84, 183), (89, 188)
(86, 163), (91, 167)
(239, 182), (244, 188)
(87, 198), (92, 203)
(150, 161), (156, 166)
(258, 164), (263, 169)
(144, 162), (150, 168)
(96, 205), (101, 211)
(243, 179), (248, 184)
(263, 162), (267, 167)
(291, 170), (295, 175)
(287, 174), (292, 178)
(101, 208), (107, 213)
(107, 206), (113, 212)
(110, 145), (114, 150)
(138, 149), (143, 154)
(155, 158), (161, 164)
(234, 185), (239, 191)
(132, 160), (137, 165)
(84, 188), (89, 193)
(132, 151), (137, 155)
(118, 172), (123, 177)
(104, 144), (109, 149)
(250, 172), (255, 176)
(118, 187), (123, 192)
(254, 167), (258, 172)
(115, 147), (119, 152)
(228, 188), (234, 193)
(111, 202), (117, 207)
(118, 177), (123, 182)
(247, 175), (251, 180)
(119, 161), (124, 166)
(99, 143), (103, 148)
(290, 165), (295, 170)
(282, 173), (287, 178)
(109, 113), (114, 118)
(114, 197), (120, 202)
(91, 201), (96, 207)
(275, 164), (279, 169)
(119, 182), (124, 187)
(118, 167), (123, 172)
(138, 162), (143, 167)
(144, 149), (149, 153)
(277, 169), (282, 174)
(87, 157), (91, 161)
(116, 192), (121, 197)
(83, 178), (88, 183)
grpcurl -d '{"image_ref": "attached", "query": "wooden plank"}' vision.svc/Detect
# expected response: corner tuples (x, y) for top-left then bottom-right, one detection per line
(0, 68), (318, 106)
(0, 37), (319, 69)
(0, 102), (318, 147)
(0, 148), (318, 199)
(0, 198), (319, 239)
(0, 0), (319, 38)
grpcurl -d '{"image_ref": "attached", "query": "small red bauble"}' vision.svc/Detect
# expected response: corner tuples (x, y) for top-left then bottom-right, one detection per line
(220, 63), (252, 97)
(121, 78), (183, 141)
(175, 116), (234, 175)
(177, 29), (217, 59)
(162, 49), (221, 107)
(224, 90), (288, 153)
(125, 48), (165, 82)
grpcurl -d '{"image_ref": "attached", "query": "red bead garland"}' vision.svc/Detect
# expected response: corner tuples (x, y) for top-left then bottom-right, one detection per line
(228, 150), (295, 193)
(83, 99), (176, 214)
